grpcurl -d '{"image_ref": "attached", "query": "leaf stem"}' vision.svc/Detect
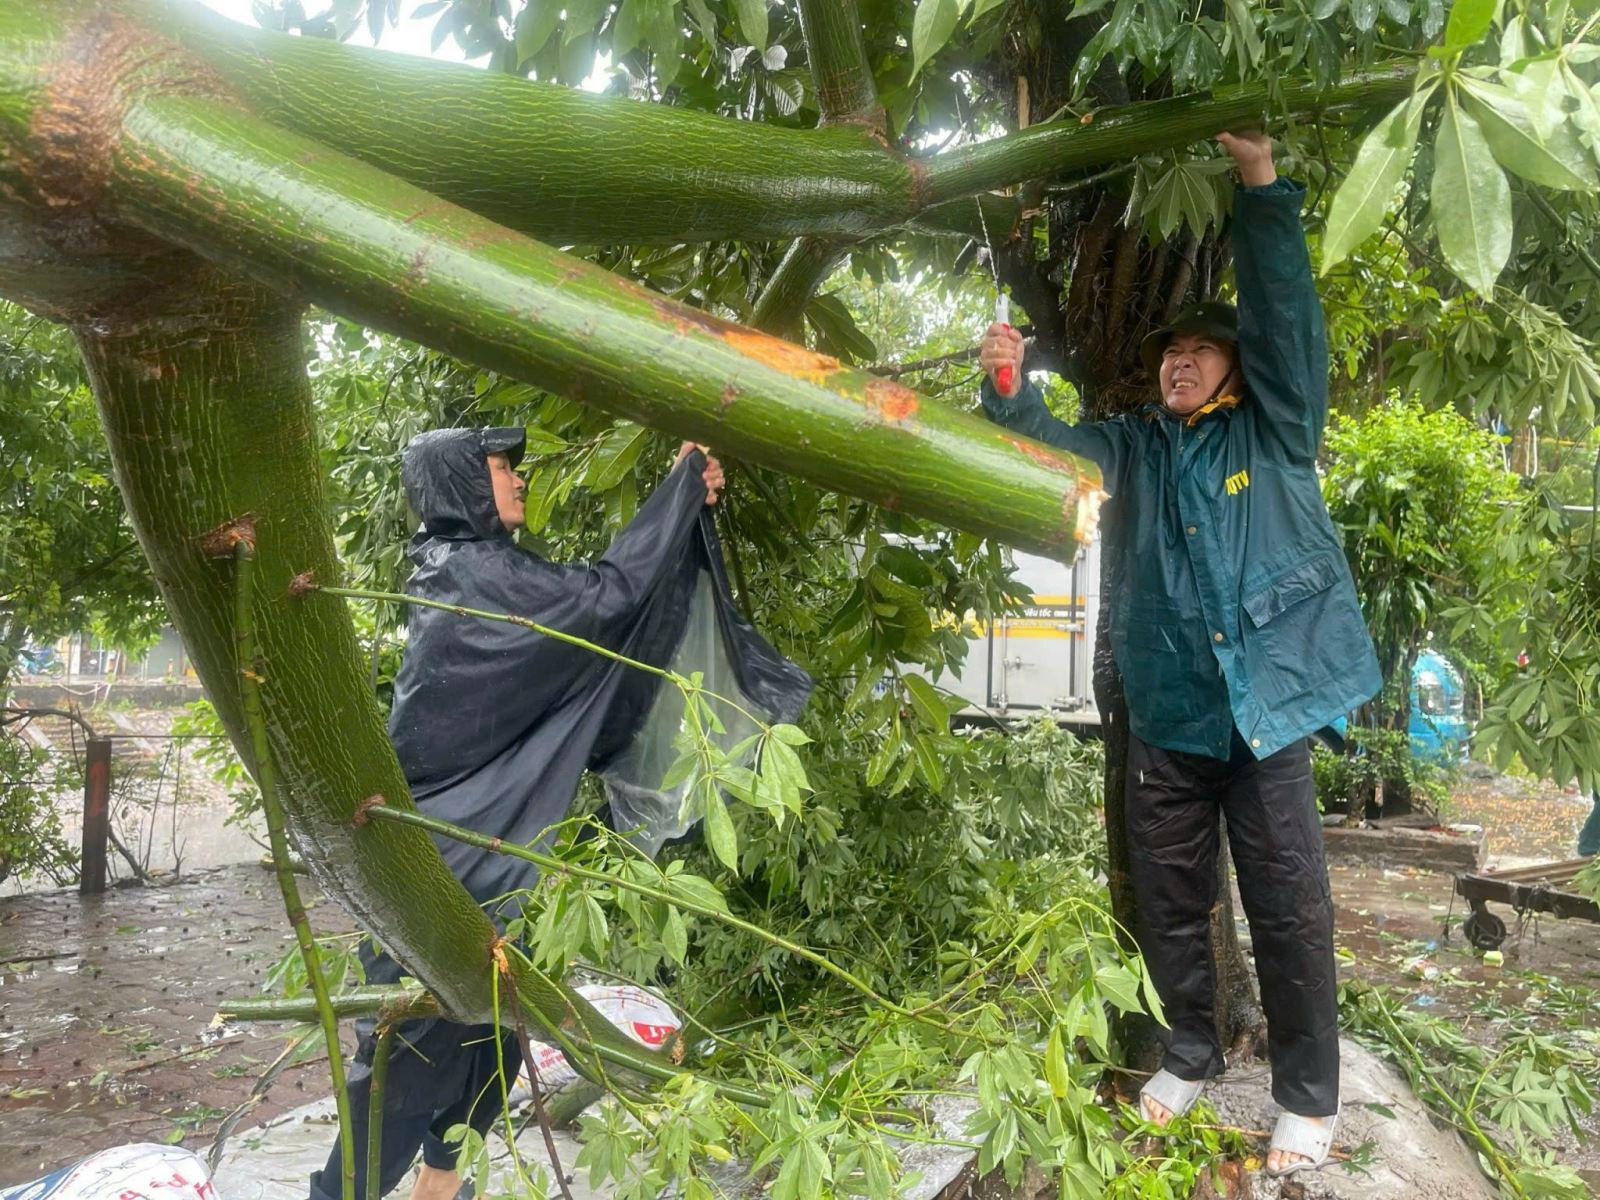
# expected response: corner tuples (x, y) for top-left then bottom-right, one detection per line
(365, 1025), (393, 1200)
(311, 583), (772, 729)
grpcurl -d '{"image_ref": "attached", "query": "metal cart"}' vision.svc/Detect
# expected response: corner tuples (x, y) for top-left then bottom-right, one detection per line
(1452, 857), (1600, 951)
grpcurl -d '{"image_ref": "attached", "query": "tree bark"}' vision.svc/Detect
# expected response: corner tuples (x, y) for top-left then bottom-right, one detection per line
(795, 0), (883, 131)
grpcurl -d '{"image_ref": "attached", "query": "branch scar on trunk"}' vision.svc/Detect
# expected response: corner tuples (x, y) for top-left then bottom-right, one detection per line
(28, 17), (226, 217)
(198, 513), (258, 558)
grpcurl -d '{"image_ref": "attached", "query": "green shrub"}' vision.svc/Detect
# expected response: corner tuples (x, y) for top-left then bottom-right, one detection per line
(0, 730), (77, 887)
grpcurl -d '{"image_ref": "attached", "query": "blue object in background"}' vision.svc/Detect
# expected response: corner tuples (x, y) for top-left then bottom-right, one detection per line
(1409, 649), (1470, 763)
(1325, 648), (1472, 763)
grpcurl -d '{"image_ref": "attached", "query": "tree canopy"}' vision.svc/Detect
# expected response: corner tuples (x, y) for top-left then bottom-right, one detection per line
(1, 1), (1599, 1197)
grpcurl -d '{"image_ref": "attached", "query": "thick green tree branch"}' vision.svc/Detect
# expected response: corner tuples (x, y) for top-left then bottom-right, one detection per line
(797, 0), (883, 131)
(0, 46), (1103, 556)
(128, 0), (1412, 245)
(751, 235), (853, 336)
(750, 0), (879, 333)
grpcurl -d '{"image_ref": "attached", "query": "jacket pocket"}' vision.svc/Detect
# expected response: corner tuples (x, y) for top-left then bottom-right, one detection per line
(1242, 553), (1341, 629)
(1241, 553), (1344, 702)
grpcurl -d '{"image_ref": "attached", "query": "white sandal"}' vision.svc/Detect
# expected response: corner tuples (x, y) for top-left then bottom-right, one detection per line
(1138, 1069), (1206, 1124)
(1266, 1104), (1340, 1177)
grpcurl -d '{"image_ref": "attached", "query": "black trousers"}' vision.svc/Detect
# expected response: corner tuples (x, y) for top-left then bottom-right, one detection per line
(308, 946), (524, 1199)
(1126, 732), (1339, 1117)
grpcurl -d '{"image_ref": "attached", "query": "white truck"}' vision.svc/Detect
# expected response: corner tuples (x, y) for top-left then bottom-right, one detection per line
(943, 537), (1103, 729)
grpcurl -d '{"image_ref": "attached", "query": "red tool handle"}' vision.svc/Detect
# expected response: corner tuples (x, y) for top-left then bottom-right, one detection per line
(997, 359), (1014, 395)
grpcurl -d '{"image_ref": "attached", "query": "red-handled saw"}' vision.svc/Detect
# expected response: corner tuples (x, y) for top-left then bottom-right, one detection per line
(975, 194), (1014, 395)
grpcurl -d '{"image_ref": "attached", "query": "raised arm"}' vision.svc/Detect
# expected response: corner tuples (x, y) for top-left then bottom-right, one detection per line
(1217, 131), (1328, 463)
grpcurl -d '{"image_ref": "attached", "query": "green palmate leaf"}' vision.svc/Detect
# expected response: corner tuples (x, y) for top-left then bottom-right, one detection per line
(1321, 89), (1428, 271)
(1137, 154), (1231, 240)
(912, 0), (963, 80)
(1168, 23), (1224, 91)
(1432, 91), (1512, 294)
(731, 0), (768, 51)
(1445, 0), (1499, 49)
(1460, 77), (1595, 190)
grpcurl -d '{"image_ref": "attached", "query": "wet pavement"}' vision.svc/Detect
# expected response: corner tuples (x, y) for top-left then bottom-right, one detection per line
(0, 865), (356, 1186)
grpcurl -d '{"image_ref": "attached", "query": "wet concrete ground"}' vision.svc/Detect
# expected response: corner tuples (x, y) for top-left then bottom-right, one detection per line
(1, 792), (1595, 1189)
(0, 866), (356, 1185)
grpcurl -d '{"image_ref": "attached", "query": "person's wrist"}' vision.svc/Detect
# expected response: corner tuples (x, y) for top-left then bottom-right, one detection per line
(1238, 161), (1277, 187)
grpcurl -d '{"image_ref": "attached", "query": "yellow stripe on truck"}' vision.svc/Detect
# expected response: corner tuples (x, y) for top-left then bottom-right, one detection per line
(953, 595), (1088, 637)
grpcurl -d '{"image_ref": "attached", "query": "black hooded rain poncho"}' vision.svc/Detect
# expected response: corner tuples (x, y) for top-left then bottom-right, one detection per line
(389, 426), (811, 906)
(308, 426), (809, 1200)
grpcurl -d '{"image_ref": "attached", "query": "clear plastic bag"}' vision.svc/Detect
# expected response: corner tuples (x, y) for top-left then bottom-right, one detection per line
(600, 573), (762, 857)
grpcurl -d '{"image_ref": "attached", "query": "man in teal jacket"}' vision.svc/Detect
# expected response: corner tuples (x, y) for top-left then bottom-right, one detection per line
(979, 131), (1380, 1178)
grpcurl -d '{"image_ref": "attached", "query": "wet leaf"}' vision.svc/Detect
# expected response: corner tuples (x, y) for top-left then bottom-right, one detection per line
(1432, 91), (1512, 294)
(1322, 90), (1428, 271)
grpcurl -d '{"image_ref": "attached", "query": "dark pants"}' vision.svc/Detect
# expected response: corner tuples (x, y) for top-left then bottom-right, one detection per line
(1126, 732), (1339, 1117)
(308, 947), (524, 1199)
(1579, 792), (1600, 858)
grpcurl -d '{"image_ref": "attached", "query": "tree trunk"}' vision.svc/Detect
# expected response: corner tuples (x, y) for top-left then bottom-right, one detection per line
(1378, 647), (1421, 818)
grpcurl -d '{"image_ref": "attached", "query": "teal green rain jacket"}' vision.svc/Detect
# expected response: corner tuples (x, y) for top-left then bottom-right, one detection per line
(980, 179), (1380, 761)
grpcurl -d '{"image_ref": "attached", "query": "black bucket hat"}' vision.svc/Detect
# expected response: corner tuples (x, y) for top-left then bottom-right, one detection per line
(1140, 301), (1239, 378)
